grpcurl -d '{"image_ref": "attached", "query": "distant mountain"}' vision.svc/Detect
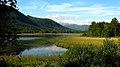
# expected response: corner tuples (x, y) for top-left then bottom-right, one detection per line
(63, 24), (89, 31)
(12, 9), (72, 33)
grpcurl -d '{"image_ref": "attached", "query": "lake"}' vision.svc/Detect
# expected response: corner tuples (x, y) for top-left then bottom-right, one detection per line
(18, 33), (82, 56)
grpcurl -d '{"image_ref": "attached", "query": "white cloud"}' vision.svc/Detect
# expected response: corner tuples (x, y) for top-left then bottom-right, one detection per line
(44, 13), (120, 25)
(45, 14), (92, 25)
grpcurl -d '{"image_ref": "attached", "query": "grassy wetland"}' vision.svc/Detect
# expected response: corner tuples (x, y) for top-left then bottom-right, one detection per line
(49, 36), (120, 48)
(0, 34), (120, 66)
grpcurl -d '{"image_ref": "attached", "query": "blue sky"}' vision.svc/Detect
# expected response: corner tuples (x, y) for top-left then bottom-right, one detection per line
(17, 0), (120, 25)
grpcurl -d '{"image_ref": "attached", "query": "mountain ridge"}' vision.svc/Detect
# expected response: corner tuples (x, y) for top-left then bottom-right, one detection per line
(62, 23), (89, 31)
(12, 9), (72, 33)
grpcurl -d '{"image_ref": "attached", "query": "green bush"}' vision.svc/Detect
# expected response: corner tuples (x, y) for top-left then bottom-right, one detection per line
(60, 39), (120, 67)
(95, 39), (119, 67)
(60, 45), (97, 67)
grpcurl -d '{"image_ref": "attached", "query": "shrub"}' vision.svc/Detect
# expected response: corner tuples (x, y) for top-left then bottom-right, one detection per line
(95, 39), (119, 67)
(60, 39), (120, 67)
(60, 45), (97, 67)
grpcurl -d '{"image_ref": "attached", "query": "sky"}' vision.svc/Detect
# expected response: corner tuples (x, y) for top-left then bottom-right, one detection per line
(17, 0), (120, 25)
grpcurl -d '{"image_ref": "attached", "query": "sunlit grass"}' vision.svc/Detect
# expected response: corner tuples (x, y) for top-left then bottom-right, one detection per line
(19, 35), (120, 48)
(49, 36), (119, 48)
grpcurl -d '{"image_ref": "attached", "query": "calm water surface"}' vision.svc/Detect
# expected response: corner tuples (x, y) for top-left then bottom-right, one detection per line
(17, 37), (42, 40)
(20, 45), (67, 56)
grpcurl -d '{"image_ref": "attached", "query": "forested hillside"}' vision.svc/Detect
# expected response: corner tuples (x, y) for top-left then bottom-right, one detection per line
(12, 9), (72, 33)
(87, 18), (120, 37)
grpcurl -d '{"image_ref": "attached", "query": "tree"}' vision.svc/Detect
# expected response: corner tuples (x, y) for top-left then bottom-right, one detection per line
(87, 21), (97, 36)
(0, 0), (18, 49)
(87, 18), (120, 37)
(111, 17), (120, 36)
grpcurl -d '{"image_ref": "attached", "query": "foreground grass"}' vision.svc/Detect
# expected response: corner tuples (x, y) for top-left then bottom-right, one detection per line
(49, 36), (119, 48)
(1, 55), (60, 66)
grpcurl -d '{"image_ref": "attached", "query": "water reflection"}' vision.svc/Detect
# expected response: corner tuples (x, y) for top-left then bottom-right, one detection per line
(20, 45), (67, 56)
(17, 37), (42, 40)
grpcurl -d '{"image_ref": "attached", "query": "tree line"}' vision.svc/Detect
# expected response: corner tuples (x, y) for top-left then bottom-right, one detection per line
(87, 18), (120, 37)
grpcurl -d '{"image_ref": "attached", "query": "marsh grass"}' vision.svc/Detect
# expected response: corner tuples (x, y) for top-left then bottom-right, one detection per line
(20, 35), (120, 48)
(18, 35), (120, 48)
(49, 36), (119, 48)
(1, 55), (60, 66)
(19, 39), (51, 47)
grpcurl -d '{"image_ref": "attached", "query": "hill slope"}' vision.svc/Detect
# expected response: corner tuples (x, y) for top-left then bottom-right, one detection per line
(63, 24), (89, 31)
(12, 10), (72, 33)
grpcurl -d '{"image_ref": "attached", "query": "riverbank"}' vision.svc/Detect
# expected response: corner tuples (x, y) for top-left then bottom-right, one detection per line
(17, 33), (83, 35)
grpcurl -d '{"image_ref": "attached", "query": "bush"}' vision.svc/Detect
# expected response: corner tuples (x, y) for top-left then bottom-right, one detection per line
(95, 39), (119, 67)
(60, 45), (97, 67)
(60, 39), (120, 67)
